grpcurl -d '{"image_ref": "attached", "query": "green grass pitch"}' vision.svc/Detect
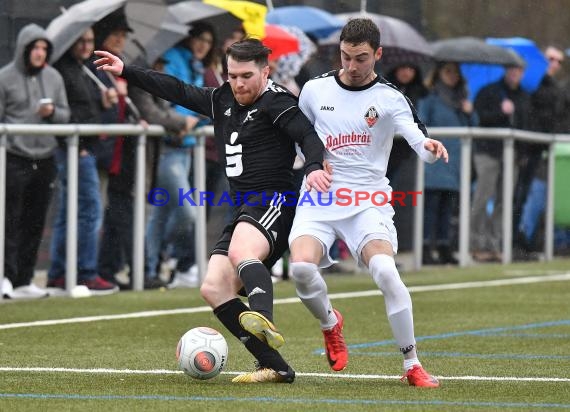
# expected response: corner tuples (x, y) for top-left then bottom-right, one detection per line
(1, 258), (569, 411)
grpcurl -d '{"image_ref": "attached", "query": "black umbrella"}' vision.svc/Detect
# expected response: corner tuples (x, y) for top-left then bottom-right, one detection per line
(431, 37), (525, 66)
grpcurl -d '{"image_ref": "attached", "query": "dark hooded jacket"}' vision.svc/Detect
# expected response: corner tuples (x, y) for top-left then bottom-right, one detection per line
(53, 51), (102, 153)
(0, 24), (70, 159)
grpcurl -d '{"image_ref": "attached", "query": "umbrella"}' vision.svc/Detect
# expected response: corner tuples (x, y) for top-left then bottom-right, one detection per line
(266, 6), (344, 39)
(262, 24), (300, 62)
(203, 0), (267, 38)
(123, 0), (186, 64)
(123, 0), (240, 64)
(430, 36), (524, 66)
(46, 0), (127, 63)
(461, 37), (548, 99)
(273, 25), (316, 84)
(330, 12), (433, 69)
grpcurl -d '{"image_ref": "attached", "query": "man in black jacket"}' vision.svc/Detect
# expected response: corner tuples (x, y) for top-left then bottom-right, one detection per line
(48, 27), (118, 295)
(471, 62), (531, 262)
(94, 39), (331, 383)
(515, 46), (565, 256)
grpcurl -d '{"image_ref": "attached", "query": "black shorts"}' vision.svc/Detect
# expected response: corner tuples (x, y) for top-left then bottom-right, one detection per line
(211, 192), (296, 269)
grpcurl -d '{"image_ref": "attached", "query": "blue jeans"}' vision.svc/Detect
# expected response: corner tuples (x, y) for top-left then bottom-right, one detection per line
(145, 149), (195, 279)
(423, 189), (455, 246)
(49, 149), (102, 281)
(519, 177), (546, 242)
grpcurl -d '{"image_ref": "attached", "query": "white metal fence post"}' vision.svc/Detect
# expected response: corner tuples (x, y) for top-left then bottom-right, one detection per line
(0, 130), (6, 300)
(459, 136), (472, 267)
(65, 132), (79, 292)
(194, 127), (209, 284)
(132, 132), (147, 291)
(413, 156), (425, 271)
(502, 137), (515, 264)
(545, 141), (555, 260)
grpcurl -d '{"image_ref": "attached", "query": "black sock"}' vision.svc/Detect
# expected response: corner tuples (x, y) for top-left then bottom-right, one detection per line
(213, 298), (289, 372)
(237, 259), (274, 321)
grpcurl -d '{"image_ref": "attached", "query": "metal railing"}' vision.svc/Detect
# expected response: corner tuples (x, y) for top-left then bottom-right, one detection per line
(412, 127), (570, 270)
(0, 123), (213, 300)
(1, 124), (570, 300)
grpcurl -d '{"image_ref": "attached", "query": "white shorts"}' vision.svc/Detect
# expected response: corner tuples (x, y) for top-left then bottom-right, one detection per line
(288, 206), (398, 268)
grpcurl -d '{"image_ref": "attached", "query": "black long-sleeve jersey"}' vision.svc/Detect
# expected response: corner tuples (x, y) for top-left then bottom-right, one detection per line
(122, 65), (324, 200)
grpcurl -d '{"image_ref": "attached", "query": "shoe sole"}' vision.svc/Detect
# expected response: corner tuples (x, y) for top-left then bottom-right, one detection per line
(46, 287), (68, 298)
(166, 278), (199, 289)
(239, 311), (285, 350)
(403, 367), (440, 388)
(410, 381), (440, 388)
(231, 373), (283, 383)
(88, 287), (119, 296)
(5, 293), (48, 299)
(231, 368), (295, 383)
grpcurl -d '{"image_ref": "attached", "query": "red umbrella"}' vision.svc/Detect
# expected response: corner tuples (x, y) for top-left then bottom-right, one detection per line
(262, 24), (300, 61)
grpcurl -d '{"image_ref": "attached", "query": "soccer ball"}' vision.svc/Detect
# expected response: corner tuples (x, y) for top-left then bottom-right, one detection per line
(176, 327), (228, 380)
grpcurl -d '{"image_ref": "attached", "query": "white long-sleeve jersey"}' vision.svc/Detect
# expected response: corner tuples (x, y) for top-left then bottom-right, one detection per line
(297, 71), (436, 218)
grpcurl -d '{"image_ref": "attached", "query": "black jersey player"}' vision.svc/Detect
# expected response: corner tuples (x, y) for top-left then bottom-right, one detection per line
(94, 39), (331, 383)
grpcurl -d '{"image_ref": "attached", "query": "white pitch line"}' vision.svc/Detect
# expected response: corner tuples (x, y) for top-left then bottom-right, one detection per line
(0, 367), (568, 383)
(0, 307), (212, 330)
(1, 273), (569, 331)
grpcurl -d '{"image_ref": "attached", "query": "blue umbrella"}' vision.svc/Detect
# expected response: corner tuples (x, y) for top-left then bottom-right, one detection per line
(461, 37), (548, 100)
(266, 6), (344, 39)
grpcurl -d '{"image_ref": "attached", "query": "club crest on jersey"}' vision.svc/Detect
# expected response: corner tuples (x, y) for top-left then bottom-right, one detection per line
(364, 106), (379, 127)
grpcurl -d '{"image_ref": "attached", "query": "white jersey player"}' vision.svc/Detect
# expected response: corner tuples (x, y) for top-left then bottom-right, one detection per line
(288, 18), (447, 388)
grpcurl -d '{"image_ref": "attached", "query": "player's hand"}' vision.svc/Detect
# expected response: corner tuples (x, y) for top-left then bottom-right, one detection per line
(93, 50), (124, 77)
(424, 138), (448, 163)
(306, 167), (332, 193)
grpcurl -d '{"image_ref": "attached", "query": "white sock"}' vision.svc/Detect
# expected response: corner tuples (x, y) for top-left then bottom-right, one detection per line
(290, 262), (336, 329)
(369, 254), (416, 351)
(404, 357), (421, 371)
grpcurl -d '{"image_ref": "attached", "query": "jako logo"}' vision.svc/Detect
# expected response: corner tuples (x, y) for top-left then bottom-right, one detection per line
(320, 105), (334, 111)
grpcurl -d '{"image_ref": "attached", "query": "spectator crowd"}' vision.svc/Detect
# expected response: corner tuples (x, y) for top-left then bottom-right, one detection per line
(1, 6), (570, 300)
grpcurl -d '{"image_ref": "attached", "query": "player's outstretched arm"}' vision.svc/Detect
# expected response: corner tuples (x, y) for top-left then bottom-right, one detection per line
(93, 50), (124, 77)
(424, 138), (449, 163)
(94, 50), (213, 118)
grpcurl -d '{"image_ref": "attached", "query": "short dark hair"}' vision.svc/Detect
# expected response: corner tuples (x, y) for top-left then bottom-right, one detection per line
(340, 18), (381, 51)
(226, 38), (270, 67)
